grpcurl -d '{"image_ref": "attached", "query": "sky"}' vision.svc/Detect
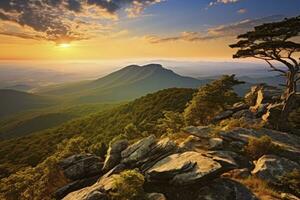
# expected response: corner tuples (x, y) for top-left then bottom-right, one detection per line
(0, 0), (299, 61)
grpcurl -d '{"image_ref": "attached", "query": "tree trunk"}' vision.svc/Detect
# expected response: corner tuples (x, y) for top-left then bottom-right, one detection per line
(286, 71), (297, 95)
(279, 71), (297, 130)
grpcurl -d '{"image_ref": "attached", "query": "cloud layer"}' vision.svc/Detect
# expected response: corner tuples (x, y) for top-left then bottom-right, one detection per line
(145, 15), (284, 43)
(0, 0), (162, 43)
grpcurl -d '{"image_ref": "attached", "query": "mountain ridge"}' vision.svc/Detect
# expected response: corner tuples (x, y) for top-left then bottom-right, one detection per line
(37, 64), (207, 103)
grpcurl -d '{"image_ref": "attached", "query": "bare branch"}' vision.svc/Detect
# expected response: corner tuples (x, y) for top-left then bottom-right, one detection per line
(265, 60), (287, 74)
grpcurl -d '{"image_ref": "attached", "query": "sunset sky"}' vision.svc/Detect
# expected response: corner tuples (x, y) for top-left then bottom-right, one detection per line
(0, 0), (299, 60)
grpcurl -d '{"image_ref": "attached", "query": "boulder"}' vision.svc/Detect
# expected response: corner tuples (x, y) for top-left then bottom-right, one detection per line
(178, 135), (222, 151)
(219, 128), (300, 162)
(59, 154), (103, 181)
(232, 109), (254, 119)
(252, 155), (300, 183)
(146, 151), (236, 186)
(178, 135), (201, 152)
(213, 110), (234, 122)
(146, 193), (167, 200)
(121, 135), (156, 166)
(121, 135), (177, 170)
(139, 137), (177, 172)
(63, 174), (117, 200)
(102, 139), (129, 172)
(245, 85), (262, 106)
(145, 178), (257, 200)
(54, 176), (100, 199)
(195, 178), (258, 200)
(182, 126), (212, 138)
(245, 84), (281, 108)
(209, 138), (223, 150)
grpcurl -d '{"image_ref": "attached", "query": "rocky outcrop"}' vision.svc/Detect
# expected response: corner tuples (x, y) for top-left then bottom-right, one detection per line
(121, 135), (157, 166)
(210, 84), (285, 126)
(219, 127), (300, 162)
(61, 126), (300, 200)
(54, 176), (100, 199)
(245, 84), (282, 107)
(195, 178), (258, 200)
(182, 126), (212, 138)
(252, 155), (300, 183)
(62, 175), (113, 200)
(121, 135), (177, 171)
(102, 139), (128, 172)
(146, 178), (257, 200)
(59, 154), (103, 181)
(56, 154), (104, 199)
(146, 151), (236, 186)
(213, 110), (234, 122)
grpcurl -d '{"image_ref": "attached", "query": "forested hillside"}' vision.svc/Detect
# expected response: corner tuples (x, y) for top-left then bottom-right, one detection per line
(0, 89), (56, 118)
(0, 88), (195, 178)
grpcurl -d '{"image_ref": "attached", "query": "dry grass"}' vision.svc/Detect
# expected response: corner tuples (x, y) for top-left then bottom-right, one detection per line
(234, 177), (281, 200)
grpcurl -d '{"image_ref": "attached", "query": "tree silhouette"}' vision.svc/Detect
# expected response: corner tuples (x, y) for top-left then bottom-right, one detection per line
(230, 16), (300, 129)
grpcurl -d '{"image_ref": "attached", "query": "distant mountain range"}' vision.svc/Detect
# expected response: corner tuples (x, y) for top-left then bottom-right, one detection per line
(37, 64), (208, 103)
(0, 63), (288, 140)
(1, 64), (287, 118)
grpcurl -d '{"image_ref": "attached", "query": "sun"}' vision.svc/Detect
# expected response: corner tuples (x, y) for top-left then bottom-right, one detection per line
(58, 43), (71, 48)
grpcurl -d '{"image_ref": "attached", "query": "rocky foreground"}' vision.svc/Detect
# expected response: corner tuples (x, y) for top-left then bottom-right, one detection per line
(54, 84), (300, 200)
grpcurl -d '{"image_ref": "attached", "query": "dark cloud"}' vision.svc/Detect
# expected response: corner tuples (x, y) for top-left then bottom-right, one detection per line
(146, 15), (284, 43)
(0, 0), (163, 42)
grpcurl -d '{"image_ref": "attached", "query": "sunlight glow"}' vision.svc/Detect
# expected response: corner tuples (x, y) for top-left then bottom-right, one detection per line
(58, 43), (71, 48)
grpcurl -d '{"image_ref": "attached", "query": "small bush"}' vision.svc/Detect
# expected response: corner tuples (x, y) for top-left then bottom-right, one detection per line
(156, 111), (185, 135)
(109, 170), (145, 200)
(219, 118), (265, 130)
(244, 136), (280, 160)
(276, 169), (300, 197)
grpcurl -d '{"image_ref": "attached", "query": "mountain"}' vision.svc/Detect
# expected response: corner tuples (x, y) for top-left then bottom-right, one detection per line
(0, 89), (55, 118)
(37, 64), (207, 103)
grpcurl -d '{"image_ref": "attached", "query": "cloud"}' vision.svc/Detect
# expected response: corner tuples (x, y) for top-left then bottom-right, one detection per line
(0, 0), (163, 43)
(237, 8), (247, 14)
(209, 0), (241, 7)
(145, 15), (284, 43)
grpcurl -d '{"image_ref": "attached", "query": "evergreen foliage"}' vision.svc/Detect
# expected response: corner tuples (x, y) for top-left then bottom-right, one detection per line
(184, 75), (243, 125)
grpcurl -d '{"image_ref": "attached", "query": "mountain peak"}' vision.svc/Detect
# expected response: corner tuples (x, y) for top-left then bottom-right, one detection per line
(142, 63), (163, 69)
(123, 63), (164, 71)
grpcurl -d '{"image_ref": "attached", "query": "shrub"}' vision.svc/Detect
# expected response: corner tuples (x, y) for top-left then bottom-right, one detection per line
(219, 118), (265, 130)
(184, 75), (243, 126)
(244, 136), (280, 160)
(109, 170), (145, 200)
(0, 136), (89, 200)
(124, 123), (141, 139)
(156, 111), (185, 135)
